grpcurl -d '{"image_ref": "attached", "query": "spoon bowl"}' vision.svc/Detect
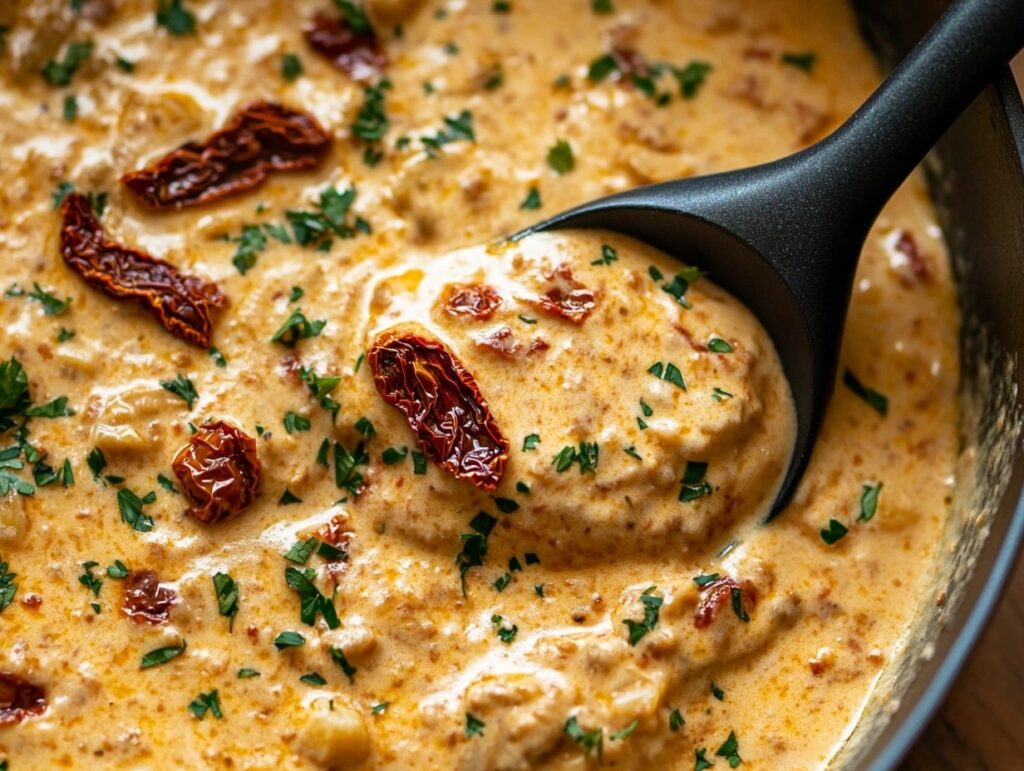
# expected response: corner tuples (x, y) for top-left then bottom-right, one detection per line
(518, 0), (1024, 518)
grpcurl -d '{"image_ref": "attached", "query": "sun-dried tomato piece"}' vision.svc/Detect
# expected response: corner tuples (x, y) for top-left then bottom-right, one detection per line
(59, 193), (225, 347)
(368, 330), (509, 491)
(172, 421), (261, 524)
(305, 11), (386, 81)
(121, 570), (176, 625)
(694, 576), (757, 629)
(893, 229), (931, 283)
(611, 45), (650, 78)
(0, 672), (47, 726)
(530, 264), (597, 324)
(314, 515), (353, 561)
(443, 283), (503, 320)
(121, 101), (332, 210)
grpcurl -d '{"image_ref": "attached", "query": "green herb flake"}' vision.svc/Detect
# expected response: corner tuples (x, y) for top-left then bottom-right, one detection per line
(564, 715), (603, 761)
(592, 244), (618, 266)
(285, 566), (340, 629)
(381, 446), (408, 465)
(782, 51), (816, 72)
(213, 572), (239, 630)
(546, 139), (574, 174)
(673, 60), (712, 98)
(492, 572), (512, 592)
(708, 336), (734, 353)
(624, 445), (642, 461)
(623, 586), (663, 646)
(188, 689), (222, 720)
(118, 488), (155, 532)
(41, 41), (93, 86)
(273, 630), (306, 650)
(693, 572), (719, 588)
(330, 646), (357, 682)
(843, 369), (888, 416)
(271, 308), (327, 348)
(280, 53), (303, 82)
(679, 461), (712, 502)
(62, 95), (78, 122)
(159, 374), (198, 408)
(352, 79), (391, 143)
(299, 671), (327, 686)
(466, 712), (485, 737)
(57, 327), (76, 343)
(86, 447), (107, 479)
(491, 614), (518, 643)
(208, 346), (227, 367)
(648, 361), (686, 390)
(859, 481), (883, 522)
(354, 416), (376, 438)
(522, 433), (540, 451)
(669, 708), (684, 732)
(371, 701), (389, 714)
(519, 186), (542, 210)
(411, 451), (427, 475)
(591, 0), (613, 13)
(156, 0), (196, 36)
(141, 639), (187, 669)
(516, 481), (530, 494)
(0, 557), (16, 614)
(820, 518), (849, 545)
(106, 560), (129, 579)
(610, 719), (638, 741)
(731, 586), (750, 622)
(695, 747), (713, 771)
(238, 667), (261, 678)
(78, 561), (102, 597)
(283, 411), (311, 434)
(587, 53), (619, 83)
(715, 730), (743, 767)
(711, 681), (725, 701)
(494, 497), (519, 514)
(279, 488), (302, 505)
(712, 387), (734, 402)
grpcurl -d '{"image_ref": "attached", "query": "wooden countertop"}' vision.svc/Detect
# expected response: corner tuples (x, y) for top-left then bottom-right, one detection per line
(901, 55), (1024, 771)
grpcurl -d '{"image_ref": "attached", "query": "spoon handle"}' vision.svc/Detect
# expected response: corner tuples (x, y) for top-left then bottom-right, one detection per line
(818, 0), (1024, 224)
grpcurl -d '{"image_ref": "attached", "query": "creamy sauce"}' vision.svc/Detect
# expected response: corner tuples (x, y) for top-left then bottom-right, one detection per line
(0, 0), (959, 769)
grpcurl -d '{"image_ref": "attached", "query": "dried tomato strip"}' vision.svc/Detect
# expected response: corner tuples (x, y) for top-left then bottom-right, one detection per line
(0, 672), (47, 726)
(59, 192), (225, 347)
(693, 576), (756, 629)
(121, 570), (177, 625)
(121, 101), (332, 210)
(172, 421), (261, 524)
(368, 330), (509, 491)
(529, 264), (596, 324)
(304, 11), (386, 81)
(443, 283), (503, 320)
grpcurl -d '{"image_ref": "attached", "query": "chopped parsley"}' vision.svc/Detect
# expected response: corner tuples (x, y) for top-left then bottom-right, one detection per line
(208, 347), (227, 367)
(587, 54), (619, 83)
(610, 719), (638, 741)
(820, 518), (849, 545)
(421, 110), (475, 156)
(522, 433), (540, 451)
(299, 672), (327, 686)
(546, 139), (575, 174)
(115, 56), (135, 73)
(648, 361), (686, 390)
(371, 701), (389, 714)
(412, 451), (427, 474)
(551, 442), (599, 474)
(712, 387), (734, 402)
(156, 0), (196, 36)
(25, 283), (71, 316)
(117, 488), (156, 532)
(63, 95), (78, 122)
(299, 367), (342, 420)
(271, 308), (326, 348)
(494, 497), (519, 514)
(693, 572), (720, 588)
(335, 0), (373, 34)
(782, 51), (816, 72)
(492, 0), (511, 12)
(52, 181), (76, 209)
(508, 556), (522, 572)
(57, 327), (75, 342)
(141, 639), (187, 669)
(213, 572), (239, 630)
(159, 374), (198, 408)
(188, 689), (222, 720)
(231, 224), (266, 274)
(679, 461), (712, 502)
(78, 561), (102, 597)
(352, 79), (391, 144)
(288, 285), (304, 303)
(669, 708), (684, 731)
(106, 560), (129, 579)
(280, 53), (303, 82)
(333, 440), (367, 496)
(711, 681), (725, 701)
(238, 668), (261, 678)
(42, 41), (93, 86)
(534, 583), (544, 597)
(273, 630), (305, 649)
(592, 0), (613, 13)
(381, 446), (407, 465)
(491, 614), (518, 643)
(708, 336), (733, 353)
(673, 61), (712, 98)
(843, 369), (888, 416)
(466, 712), (485, 737)
(491, 572), (512, 592)
(354, 416), (376, 438)
(564, 716), (603, 761)
(283, 411), (311, 434)
(520, 186), (542, 210)
(456, 511), (496, 596)
(285, 185), (367, 250)
(859, 481), (883, 522)
(731, 587), (750, 622)
(623, 586), (662, 645)
(591, 244), (618, 266)
(0, 557), (14, 614)
(524, 552), (540, 565)
(715, 730), (743, 767)
(285, 566), (340, 628)
(330, 646), (357, 682)
(624, 445), (642, 461)
(695, 747), (713, 771)
(516, 481), (530, 494)
(86, 447), (107, 478)
(652, 265), (703, 308)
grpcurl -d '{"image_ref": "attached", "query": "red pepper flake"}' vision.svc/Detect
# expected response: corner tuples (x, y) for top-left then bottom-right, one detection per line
(304, 11), (386, 81)
(121, 101), (332, 210)
(121, 570), (176, 625)
(368, 330), (509, 491)
(0, 672), (47, 726)
(59, 192), (225, 348)
(172, 421), (261, 524)
(529, 264), (597, 324)
(693, 576), (756, 629)
(893, 229), (931, 283)
(442, 283), (503, 321)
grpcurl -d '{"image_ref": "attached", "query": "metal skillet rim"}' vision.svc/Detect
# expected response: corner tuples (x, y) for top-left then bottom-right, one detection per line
(862, 68), (1024, 771)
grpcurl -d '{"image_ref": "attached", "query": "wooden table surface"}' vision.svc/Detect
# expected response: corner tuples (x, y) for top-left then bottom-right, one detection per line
(901, 56), (1024, 771)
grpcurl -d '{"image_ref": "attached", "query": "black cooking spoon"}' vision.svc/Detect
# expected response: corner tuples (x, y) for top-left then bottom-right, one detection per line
(519, 0), (1024, 519)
